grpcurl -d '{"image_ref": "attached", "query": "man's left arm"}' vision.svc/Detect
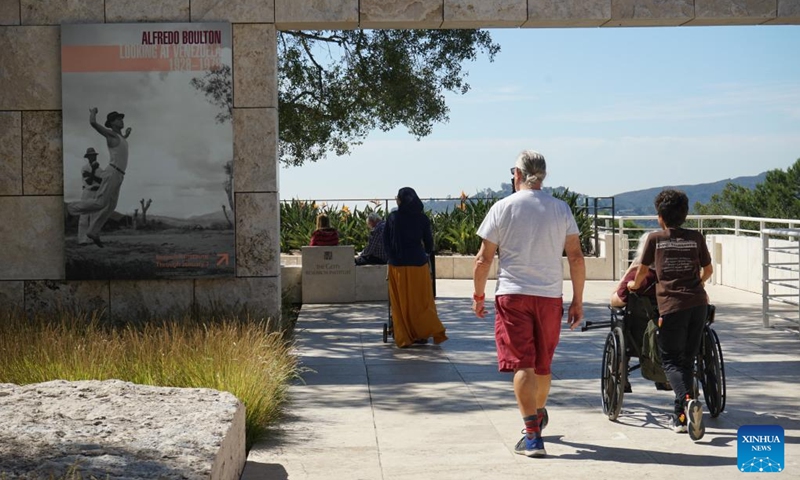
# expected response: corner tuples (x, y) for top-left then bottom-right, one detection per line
(565, 234), (585, 330)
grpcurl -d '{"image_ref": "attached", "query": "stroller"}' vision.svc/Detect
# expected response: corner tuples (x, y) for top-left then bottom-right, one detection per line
(582, 293), (726, 421)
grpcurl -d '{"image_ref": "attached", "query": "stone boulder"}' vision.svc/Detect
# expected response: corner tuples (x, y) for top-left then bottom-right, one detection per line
(0, 380), (246, 479)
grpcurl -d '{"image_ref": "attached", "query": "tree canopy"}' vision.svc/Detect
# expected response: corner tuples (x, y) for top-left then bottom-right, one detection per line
(192, 30), (499, 167)
(694, 158), (800, 220)
(278, 29), (499, 166)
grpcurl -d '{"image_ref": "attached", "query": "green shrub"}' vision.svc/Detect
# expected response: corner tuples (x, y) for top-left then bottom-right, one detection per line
(280, 193), (596, 256)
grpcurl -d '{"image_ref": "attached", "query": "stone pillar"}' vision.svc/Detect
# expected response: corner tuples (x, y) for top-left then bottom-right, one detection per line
(0, 0), (281, 322)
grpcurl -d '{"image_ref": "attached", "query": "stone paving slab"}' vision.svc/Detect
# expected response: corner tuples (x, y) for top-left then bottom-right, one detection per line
(243, 281), (800, 479)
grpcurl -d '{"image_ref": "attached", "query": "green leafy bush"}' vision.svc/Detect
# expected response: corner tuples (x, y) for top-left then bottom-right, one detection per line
(281, 193), (596, 255)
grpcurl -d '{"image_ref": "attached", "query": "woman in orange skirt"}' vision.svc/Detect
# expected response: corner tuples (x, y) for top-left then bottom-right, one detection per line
(384, 187), (448, 348)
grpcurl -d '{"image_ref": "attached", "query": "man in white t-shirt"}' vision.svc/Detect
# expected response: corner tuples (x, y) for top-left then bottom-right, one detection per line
(472, 150), (586, 458)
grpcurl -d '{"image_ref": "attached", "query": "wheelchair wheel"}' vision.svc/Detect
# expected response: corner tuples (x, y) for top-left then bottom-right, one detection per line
(699, 326), (726, 417)
(600, 327), (626, 421)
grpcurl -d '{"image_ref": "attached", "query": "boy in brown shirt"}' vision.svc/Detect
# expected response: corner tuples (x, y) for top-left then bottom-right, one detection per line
(628, 189), (713, 441)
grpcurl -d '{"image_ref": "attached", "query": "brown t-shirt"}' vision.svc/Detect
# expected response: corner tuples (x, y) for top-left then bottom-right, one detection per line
(640, 228), (711, 316)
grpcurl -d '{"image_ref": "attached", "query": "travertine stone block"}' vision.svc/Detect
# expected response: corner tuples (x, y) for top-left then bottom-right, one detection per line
(355, 265), (388, 302)
(281, 265), (301, 303)
(771, 0), (800, 23)
(0, 196), (64, 280)
(361, 0), (444, 28)
(233, 24), (277, 109)
(22, 111), (62, 195)
(275, 0), (358, 29)
(24, 280), (109, 317)
(233, 108), (278, 193)
(452, 255), (473, 279)
(443, 0), (526, 27)
(433, 255), (453, 279)
(0, 26), (59, 110)
(691, 0), (776, 24)
(191, 0), (275, 23)
(195, 276), (280, 321)
(0, 112), (22, 195)
(105, 0), (190, 22)
(236, 193), (280, 277)
(0, 281), (24, 313)
(20, 0), (104, 25)
(109, 280), (194, 320)
(525, 0), (611, 27)
(609, 0), (694, 26)
(301, 246), (356, 303)
(0, 0), (20, 25)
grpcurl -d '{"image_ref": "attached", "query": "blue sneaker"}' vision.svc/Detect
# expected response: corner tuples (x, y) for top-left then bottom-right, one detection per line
(514, 435), (546, 457)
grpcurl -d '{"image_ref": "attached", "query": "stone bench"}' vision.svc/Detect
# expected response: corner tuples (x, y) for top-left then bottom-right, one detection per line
(355, 264), (388, 302)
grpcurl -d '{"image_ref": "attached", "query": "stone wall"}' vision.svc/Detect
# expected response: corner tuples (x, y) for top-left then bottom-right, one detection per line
(0, 0), (281, 321)
(2, 0), (798, 320)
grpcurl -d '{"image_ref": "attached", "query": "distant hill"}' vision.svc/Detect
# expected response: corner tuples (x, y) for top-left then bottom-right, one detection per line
(611, 172), (767, 215)
(447, 172), (768, 216)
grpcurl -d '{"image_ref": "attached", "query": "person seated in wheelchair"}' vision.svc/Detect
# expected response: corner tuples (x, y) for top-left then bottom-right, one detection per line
(610, 231), (657, 308)
(628, 189), (713, 441)
(609, 231), (673, 393)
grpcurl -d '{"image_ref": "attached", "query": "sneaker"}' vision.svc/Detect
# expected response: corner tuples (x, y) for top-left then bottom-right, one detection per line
(686, 399), (705, 441)
(514, 435), (546, 457)
(671, 412), (687, 433)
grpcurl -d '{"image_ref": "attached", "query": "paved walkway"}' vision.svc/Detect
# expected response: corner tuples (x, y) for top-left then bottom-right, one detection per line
(243, 281), (800, 479)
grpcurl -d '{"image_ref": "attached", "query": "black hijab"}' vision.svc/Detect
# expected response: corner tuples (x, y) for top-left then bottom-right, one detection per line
(396, 187), (423, 214)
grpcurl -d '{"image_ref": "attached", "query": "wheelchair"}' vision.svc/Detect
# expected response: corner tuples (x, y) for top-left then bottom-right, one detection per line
(582, 293), (726, 421)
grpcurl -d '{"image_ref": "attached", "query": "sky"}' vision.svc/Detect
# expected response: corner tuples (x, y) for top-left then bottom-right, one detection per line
(279, 25), (800, 204)
(62, 23), (233, 219)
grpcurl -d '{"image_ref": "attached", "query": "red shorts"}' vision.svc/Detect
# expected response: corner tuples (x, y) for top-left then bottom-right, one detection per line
(494, 294), (564, 374)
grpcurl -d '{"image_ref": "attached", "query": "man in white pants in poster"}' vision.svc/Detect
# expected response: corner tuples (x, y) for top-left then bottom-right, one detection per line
(67, 108), (131, 248)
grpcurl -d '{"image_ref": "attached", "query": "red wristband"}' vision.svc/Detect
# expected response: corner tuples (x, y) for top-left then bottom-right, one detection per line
(473, 293), (485, 301)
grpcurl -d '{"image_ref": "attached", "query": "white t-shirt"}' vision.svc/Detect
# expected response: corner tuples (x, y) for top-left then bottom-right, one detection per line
(477, 189), (579, 298)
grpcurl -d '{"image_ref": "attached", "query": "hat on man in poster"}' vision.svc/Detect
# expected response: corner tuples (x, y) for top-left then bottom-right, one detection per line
(84, 147), (99, 158)
(104, 111), (124, 128)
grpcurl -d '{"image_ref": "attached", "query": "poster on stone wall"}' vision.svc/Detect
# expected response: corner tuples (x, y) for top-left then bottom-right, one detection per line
(61, 23), (234, 280)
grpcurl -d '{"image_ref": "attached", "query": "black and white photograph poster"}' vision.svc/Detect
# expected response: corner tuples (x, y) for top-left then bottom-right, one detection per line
(61, 23), (234, 280)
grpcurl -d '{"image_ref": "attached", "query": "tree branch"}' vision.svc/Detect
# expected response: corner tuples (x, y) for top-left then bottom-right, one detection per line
(284, 31), (347, 45)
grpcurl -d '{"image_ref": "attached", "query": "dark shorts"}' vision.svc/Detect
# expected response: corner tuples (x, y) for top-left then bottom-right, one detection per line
(494, 294), (564, 374)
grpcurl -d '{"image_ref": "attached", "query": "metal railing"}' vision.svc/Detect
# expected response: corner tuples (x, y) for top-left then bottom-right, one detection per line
(595, 214), (800, 279)
(761, 228), (800, 330)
